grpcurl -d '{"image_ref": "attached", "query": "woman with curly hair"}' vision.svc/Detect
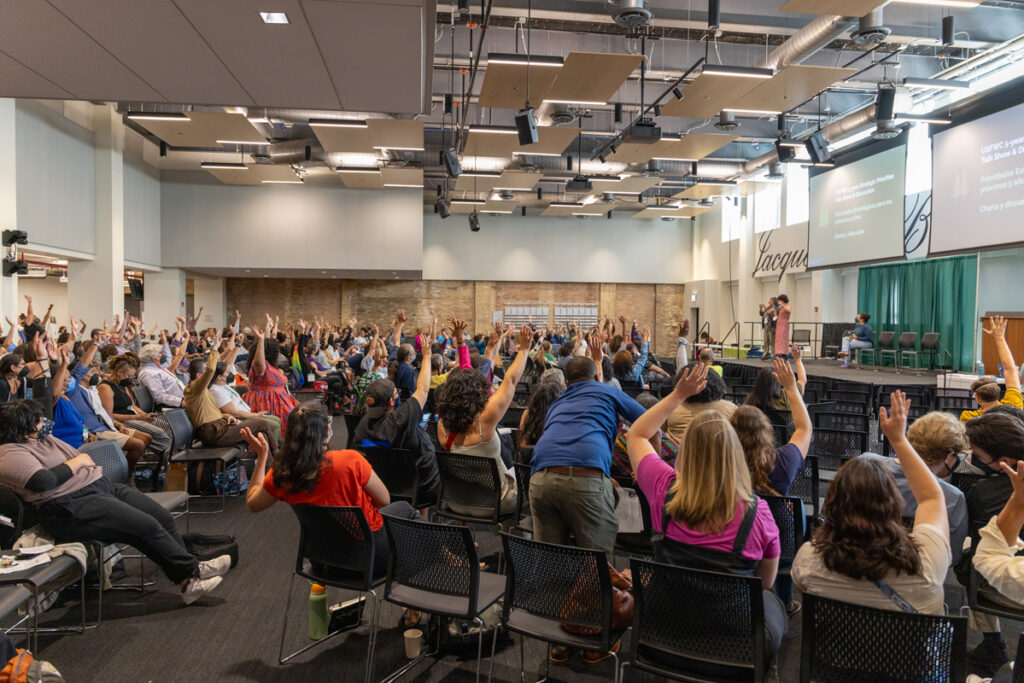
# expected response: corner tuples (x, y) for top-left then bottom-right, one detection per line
(792, 391), (950, 614)
(436, 322), (533, 516)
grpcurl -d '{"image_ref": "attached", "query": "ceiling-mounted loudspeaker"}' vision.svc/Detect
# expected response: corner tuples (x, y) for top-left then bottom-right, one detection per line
(766, 162), (785, 179)
(468, 212), (480, 232)
(457, 0), (470, 14)
(521, 206), (527, 217)
(444, 93), (454, 115)
(775, 138), (796, 163)
(714, 111), (739, 132)
(159, 140), (167, 157)
(442, 148), (461, 177)
(707, 0), (721, 30)
(614, 102), (623, 124)
(850, 9), (890, 46)
(567, 155), (573, 172)
(537, 187), (543, 200)
(805, 132), (831, 163)
(690, 162), (698, 176)
(612, 0), (652, 30)
(435, 196), (451, 219)
(876, 86), (897, 121)
(304, 145), (312, 162)
(942, 16), (954, 47)
(515, 107), (539, 145)
(607, 210), (613, 219)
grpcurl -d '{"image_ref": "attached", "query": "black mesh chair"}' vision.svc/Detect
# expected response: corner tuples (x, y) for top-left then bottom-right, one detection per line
(500, 533), (622, 682)
(813, 411), (869, 434)
(872, 330), (898, 368)
(379, 515), (505, 683)
(512, 463), (533, 536)
(791, 329), (812, 355)
(164, 408), (243, 513)
(800, 594), (966, 682)
(435, 451), (516, 527)
(968, 566), (1024, 623)
(515, 445), (534, 465)
(280, 505), (384, 680)
(771, 425), (789, 449)
(951, 472), (988, 496)
(500, 406), (525, 430)
(915, 332), (941, 369)
(808, 428), (868, 474)
(343, 413), (362, 449)
(614, 486), (654, 560)
(624, 559), (770, 682)
(788, 455), (820, 529)
(132, 384), (156, 413)
(805, 379), (830, 397)
(359, 447), (423, 509)
(828, 399), (871, 416)
(763, 495), (805, 577)
(723, 392), (745, 407)
(936, 395), (976, 414)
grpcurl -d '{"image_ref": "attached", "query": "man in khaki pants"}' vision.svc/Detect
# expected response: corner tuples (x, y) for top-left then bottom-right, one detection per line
(759, 298), (777, 359)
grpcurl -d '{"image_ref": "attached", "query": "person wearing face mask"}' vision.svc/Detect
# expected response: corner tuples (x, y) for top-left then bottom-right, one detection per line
(0, 353), (33, 403)
(0, 400), (230, 605)
(98, 354), (154, 424)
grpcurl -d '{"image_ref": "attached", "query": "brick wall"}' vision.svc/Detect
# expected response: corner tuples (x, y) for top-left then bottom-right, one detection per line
(226, 278), (687, 355)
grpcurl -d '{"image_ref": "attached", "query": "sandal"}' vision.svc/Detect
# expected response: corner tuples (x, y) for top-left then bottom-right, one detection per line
(582, 639), (620, 666)
(548, 645), (571, 664)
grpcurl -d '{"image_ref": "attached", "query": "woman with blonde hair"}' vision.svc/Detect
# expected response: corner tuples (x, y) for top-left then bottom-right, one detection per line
(627, 364), (787, 670)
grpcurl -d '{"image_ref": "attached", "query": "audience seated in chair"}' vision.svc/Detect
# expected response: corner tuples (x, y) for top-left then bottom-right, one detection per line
(664, 360), (735, 445)
(0, 400), (230, 605)
(743, 345), (807, 426)
(517, 380), (564, 449)
(961, 315), (1022, 423)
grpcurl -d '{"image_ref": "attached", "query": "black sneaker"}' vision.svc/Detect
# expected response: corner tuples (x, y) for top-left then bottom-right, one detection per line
(967, 637), (1009, 677)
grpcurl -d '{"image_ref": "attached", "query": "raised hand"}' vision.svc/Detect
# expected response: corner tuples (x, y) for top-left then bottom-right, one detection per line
(791, 344), (802, 362)
(515, 324), (532, 351)
(772, 356), (797, 390)
(984, 315), (1008, 339)
(673, 362), (709, 401)
(879, 391), (911, 442)
(395, 309), (408, 324)
(240, 427), (270, 462)
(999, 460), (1024, 500)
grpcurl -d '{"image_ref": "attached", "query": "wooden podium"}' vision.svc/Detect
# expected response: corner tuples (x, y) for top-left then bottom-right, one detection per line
(981, 313), (1024, 371)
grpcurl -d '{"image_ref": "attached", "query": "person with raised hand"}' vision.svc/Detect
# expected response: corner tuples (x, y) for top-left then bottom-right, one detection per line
(626, 363), (788, 670)
(793, 392), (951, 615)
(962, 315), (1022, 423)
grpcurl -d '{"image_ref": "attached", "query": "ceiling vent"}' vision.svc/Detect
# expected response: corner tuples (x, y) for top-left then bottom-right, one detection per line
(714, 111), (740, 132)
(660, 216), (678, 222)
(850, 9), (890, 46)
(766, 162), (785, 179)
(600, 192), (616, 204)
(550, 107), (577, 125)
(698, 197), (714, 207)
(612, 0), (653, 31)
(872, 120), (902, 140)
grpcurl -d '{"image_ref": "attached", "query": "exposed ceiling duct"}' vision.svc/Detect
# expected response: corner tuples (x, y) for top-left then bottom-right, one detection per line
(756, 15), (856, 70)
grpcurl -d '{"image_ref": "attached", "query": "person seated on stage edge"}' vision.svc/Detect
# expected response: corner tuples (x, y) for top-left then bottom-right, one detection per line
(961, 315), (1022, 423)
(626, 363), (787, 675)
(838, 312), (874, 368)
(0, 400), (231, 605)
(792, 392), (951, 617)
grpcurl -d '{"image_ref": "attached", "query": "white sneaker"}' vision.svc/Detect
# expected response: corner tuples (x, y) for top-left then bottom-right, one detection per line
(181, 575), (223, 605)
(197, 555), (231, 580)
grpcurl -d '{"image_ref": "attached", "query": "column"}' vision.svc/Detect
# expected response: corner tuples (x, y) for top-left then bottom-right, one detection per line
(190, 274), (226, 330)
(143, 268), (186, 330)
(0, 99), (18, 320)
(68, 105), (124, 324)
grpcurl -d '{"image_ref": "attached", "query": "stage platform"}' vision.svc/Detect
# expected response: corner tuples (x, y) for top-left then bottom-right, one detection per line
(722, 358), (945, 387)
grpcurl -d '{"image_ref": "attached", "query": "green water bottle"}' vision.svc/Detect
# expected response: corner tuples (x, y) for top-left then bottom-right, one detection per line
(309, 583), (329, 640)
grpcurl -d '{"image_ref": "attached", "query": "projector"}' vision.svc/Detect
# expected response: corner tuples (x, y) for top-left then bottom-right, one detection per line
(566, 175), (593, 192)
(623, 119), (661, 144)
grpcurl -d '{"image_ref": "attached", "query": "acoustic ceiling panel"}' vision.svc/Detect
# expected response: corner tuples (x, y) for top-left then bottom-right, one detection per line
(337, 169), (385, 189)
(661, 73), (762, 119)
(381, 167), (423, 188)
(515, 126), (580, 156)
(541, 203), (585, 217)
(781, 0), (891, 14)
(310, 122), (374, 154)
(204, 163), (301, 185)
(544, 52), (644, 104)
(631, 205), (713, 219)
(0, 52), (73, 100)
(590, 176), (661, 194)
(729, 65), (857, 113)
(607, 138), (682, 164)
(657, 133), (739, 161)
(478, 62), (562, 109)
(672, 183), (739, 200)
(132, 112), (266, 148)
(366, 119), (425, 151)
(463, 130), (520, 158)
(495, 170), (543, 191)
(481, 200), (517, 214)
(454, 173), (500, 192)
(205, 167), (261, 186)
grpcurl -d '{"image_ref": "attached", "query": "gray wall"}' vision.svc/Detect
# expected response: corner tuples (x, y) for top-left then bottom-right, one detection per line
(123, 146), (161, 268)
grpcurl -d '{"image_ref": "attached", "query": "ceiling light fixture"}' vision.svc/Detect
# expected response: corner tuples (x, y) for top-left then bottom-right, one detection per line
(217, 139), (270, 145)
(896, 114), (952, 124)
(487, 53), (563, 67)
(261, 179), (303, 184)
(468, 125), (519, 135)
(549, 201), (584, 207)
(901, 76), (971, 90)
(383, 183), (424, 188)
(373, 146), (424, 152)
(247, 116), (272, 125)
(452, 199), (486, 205)
(200, 161), (247, 170)
(335, 167), (382, 174)
(308, 119), (367, 128)
(722, 108), (783, 116)
(460, 171), (502, 178)
(800, 162), (836, 168)
(701, 65), (775, 79)
(259, 11), (290, 24)
(648, 204), (683, 211)
(572, 212), (605, 217)
(126, 111), (190, 121)
(512, 151), (562, 157)
(892, 0), (980, 7)
(486, 210), (515, 214)
(542, 99), (607, 106)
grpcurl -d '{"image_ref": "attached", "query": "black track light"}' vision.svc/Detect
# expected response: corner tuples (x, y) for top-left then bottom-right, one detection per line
(537, 187), (543, 200)
(159, 140), (167, 157)
(567, 155), (573, 172)
(521, 206), (527, 217)
(672, 87), (683, 101)
(654, 104), (662, 117)
(444, 93), (454, 114)
(304, 145), (312, 162)
(942, 16), (954, 47)
(614, 102), (623, 124)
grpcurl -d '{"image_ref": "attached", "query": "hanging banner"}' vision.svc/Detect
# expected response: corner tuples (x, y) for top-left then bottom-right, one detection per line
(752, 222), (809, 281)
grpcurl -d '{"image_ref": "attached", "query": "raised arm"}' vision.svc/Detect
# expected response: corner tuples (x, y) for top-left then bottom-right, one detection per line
(40, 303), (54, 328)
(392, 309), (407, 348)
(626, 364), (709, 473)
(880, 391), (947, 537)
(791, 344), (807, 390)
(23, 295), (34, 325)
(775, 357), (811, 456)
(410, 316), (434, 409)
(3, 317), (17, 350)
(983, 315), (1020, 391)
(51, 348), (70, 403)
(481, 325), (533, 428)
(250, 326), (267, 377)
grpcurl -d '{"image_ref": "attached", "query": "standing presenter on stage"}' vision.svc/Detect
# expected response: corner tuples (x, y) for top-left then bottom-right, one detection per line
(774, 294), (792, 359)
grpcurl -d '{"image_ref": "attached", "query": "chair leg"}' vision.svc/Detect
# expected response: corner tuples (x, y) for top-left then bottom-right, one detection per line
(365, 590), (381, 683)
(610, 649), (620, 683)
(475, 616), (484, 683)
(277, 573), (297, 664)
(519, 634), (526, 683)
(487, 623), (499, 683)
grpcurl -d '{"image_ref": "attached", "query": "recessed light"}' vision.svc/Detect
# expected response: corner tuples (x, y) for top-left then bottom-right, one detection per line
(217, 139), (270, 146)
(126, 111), (190, 121)
(259, 11), (289, 24)
(383, 183), (423, 188)
(261, 179), (303, 184)
(201, 161), (248, 170)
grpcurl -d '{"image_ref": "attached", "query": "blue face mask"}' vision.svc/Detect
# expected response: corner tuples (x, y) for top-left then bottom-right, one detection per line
(67, 377), (77, 393)
(393, 396), (401, 410)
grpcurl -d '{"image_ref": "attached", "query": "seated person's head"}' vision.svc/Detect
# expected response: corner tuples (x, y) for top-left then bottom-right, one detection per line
(699, 348), (715, 365)
(857, 312), (871, 325)
(107, 355), (139, 384)
(188, 358), (207, 383)
(0, 400), (44, 444)
(138, 343), (163, 366)
(521, 381), (565, 446)
(729, 405), (776, 493)
(634, 392), (659, 411)
(397, 343), (415, 365)
(275, 403), (331, 495)
(90, 328), (102, 342)
(670, 411), (751, 532)
(539, 368), (565, 389)
(212, 362), (235, 385)
(0, 354), (26, 380)
(674, 362), (727, 404)
(612, 350), (634, 380)
(986, 404), (1024, 424)
(966, 411), (1024, 473)
(610, 334), (623, 351)
(970, 377), (1003, 406)
(99, 344), (120, 363)
(745, 367), (782, 409)
(436, 369), (490, 434)
(600, 356), (613, 382)
(468, 349), (482, 369)
(430, 353), (444, 375)
(816, 456), (921, 581)
(250, 338), (282, 369)
(558, 344), (573, 358)
(365, 379), (400, 418)
(564, 357), (598, 385)
(906, 411), (968, 477)
(541, 341), (551, 353)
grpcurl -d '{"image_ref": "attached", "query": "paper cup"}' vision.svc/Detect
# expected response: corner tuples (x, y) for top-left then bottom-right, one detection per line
(403, 628), (423, 659)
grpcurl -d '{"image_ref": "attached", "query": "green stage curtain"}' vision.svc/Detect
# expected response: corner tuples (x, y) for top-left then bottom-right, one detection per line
(857, 254), (978, 372)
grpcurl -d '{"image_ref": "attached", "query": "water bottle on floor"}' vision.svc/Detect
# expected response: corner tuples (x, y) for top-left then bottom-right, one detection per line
(309, 583), (329, 640)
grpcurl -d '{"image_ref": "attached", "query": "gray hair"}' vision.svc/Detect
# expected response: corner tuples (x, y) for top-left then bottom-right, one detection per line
(539, 368), (566, 389)
(138, 343), (163, 365)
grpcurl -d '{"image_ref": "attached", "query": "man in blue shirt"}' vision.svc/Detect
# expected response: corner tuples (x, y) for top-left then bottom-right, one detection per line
(530, 354), (645, 555)
(840, 312), (874, 368)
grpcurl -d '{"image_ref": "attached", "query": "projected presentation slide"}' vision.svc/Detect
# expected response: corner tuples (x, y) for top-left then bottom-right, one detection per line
(931, 101), (1024, 254)
(807, 145), (907, 268)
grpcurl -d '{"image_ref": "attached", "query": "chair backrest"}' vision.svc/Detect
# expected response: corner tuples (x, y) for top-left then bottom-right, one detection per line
(133, 384), (155, 413)
(500, 406), (525, 430)
(78, 439), (130, 485)
(515, 444), (534, 465)
(808, 428), (868, 471)
(0, 485), (25, 550)
(630, 558), (766, 681)
(829, 399), (872, 416)
(968, 566), (1024, 622)
(877, 331), (896, 348)
(800, 593), (966, 683)
(289, 504), (377, 588)
(813, 411), (869, 434)
(436, 451), (503, 519)
(897, 332), (918, 350)
(936, 395), (975, 413)
(951, 472), (987, 496)
(787, 455), (820, 523)
(163, 408), (196, 454)
(343, 413), (362, 449)
(360, 447), (419, 506)
(501, 533), (614, 648)
(382, 515), (478, 616)
(762, 495), (806, 563)
(513, 463), (532, 521)
(772, 424), (789, 448)
(921, 333), (940, 351)
(828, 389), (872, 403)
(791, 329), (811, 345)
